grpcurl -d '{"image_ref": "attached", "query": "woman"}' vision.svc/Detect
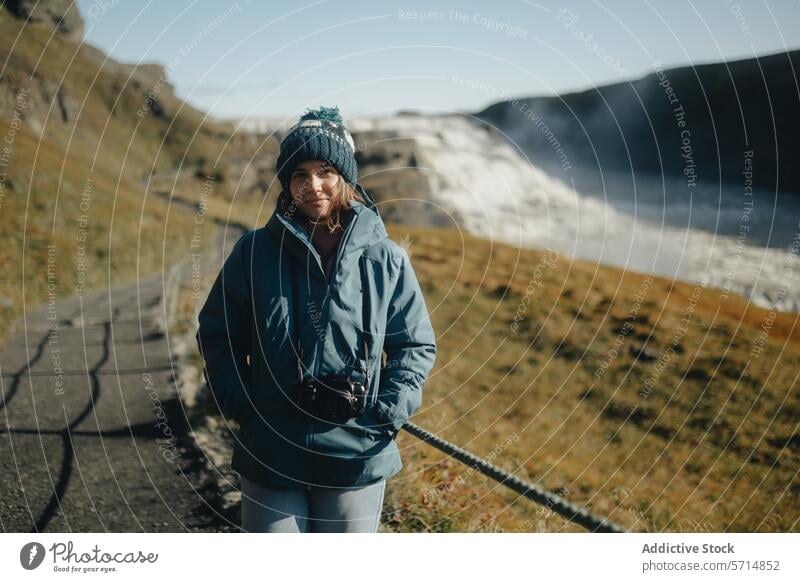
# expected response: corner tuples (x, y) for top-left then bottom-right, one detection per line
(195, 106), (437, 533)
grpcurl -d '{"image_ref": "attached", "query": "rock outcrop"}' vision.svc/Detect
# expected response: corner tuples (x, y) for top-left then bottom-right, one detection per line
(4, 0), (85, 42)
(477, 49), (800, 195)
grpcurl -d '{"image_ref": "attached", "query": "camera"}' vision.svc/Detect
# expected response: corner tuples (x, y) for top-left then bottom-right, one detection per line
(292, 373), (367, 422)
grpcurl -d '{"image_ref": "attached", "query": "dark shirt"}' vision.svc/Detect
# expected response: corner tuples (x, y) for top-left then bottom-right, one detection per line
(301, 209), (353, 282)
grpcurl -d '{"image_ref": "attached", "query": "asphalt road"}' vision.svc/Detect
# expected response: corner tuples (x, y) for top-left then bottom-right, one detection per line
(0, 272), (235, 532)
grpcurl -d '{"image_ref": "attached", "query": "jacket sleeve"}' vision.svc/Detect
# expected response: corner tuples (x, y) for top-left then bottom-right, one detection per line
(195, 232), (255, 426)
(373, 248), (437, 431)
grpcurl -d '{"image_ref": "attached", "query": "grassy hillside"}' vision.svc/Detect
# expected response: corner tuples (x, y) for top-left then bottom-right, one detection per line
(380, 224), (798, 532)
(0, 10), (273, 337)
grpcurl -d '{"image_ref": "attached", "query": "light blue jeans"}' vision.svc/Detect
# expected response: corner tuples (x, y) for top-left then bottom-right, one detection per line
(240, 475), (386, 533)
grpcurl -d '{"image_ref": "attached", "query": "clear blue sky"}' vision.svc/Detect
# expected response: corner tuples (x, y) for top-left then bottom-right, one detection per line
(77, 0), (800, 122)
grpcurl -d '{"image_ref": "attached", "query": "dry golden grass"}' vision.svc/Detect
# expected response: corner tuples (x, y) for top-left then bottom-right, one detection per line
(0, 11), (254, 338)
(382, 224), (799, 532)
(0, 115), (196, 338)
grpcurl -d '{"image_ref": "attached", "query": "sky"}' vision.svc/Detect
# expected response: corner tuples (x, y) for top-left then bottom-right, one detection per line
(77, 0), (800, 122)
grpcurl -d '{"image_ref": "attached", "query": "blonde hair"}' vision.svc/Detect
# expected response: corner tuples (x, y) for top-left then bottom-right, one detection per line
(324, 176), (365, 231)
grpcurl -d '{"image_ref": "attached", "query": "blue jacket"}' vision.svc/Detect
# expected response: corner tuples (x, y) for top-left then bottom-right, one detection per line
(196, 185), (437, 488)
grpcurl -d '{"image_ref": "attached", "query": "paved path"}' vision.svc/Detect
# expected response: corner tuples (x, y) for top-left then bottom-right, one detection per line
(0, 269), (236, 532)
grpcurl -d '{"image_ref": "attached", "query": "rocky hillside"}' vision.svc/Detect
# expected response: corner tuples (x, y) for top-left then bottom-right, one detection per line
(477, 50), (800, 195)
(0, 1), (278, 336)
(4, 0), (84, 41)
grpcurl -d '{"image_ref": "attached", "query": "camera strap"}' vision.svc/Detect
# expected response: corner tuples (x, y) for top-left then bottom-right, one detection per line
(287, 254), (372, 391)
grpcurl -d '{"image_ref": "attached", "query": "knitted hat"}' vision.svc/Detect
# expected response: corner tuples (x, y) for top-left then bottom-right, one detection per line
(276, 106), (358, 193)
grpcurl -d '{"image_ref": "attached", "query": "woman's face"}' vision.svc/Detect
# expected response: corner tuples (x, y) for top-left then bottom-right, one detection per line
(289, 160), (340, 221)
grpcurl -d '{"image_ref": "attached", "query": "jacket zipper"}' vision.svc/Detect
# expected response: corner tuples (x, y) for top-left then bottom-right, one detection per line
(328, 211), (360, 291)
(311, 210), (360, 376)
(358, 255), (378, 407)
(307, 211), (361, 454)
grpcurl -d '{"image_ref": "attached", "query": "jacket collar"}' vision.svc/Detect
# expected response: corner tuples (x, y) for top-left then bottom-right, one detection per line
(265, 183), (387, 281)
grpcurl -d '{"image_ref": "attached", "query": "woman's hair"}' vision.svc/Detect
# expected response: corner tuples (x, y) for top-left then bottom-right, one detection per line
(322, 175), (365, 232)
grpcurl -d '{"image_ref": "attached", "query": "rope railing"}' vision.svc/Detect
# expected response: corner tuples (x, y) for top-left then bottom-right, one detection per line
(402, 422), (627, 533)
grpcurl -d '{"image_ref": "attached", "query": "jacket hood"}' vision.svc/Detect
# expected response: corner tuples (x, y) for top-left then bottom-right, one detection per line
(266, 183), (388, 277)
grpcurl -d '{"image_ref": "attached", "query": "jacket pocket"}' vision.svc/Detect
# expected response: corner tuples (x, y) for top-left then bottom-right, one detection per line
(356, 405), (396, 440)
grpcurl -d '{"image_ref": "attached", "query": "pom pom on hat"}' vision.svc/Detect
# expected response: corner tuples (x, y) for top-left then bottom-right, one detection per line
(299, 106), (344, 124)
(276, 105), (358, 191)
